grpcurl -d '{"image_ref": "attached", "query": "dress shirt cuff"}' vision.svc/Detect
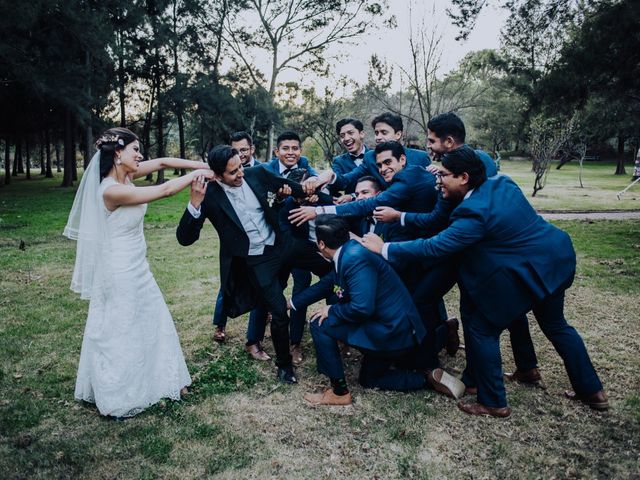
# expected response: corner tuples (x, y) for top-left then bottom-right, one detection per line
(382, 242), (390, 261)
(289, 298), (296, 311)
(187, 202), (201, 218)
(400, 212), (407, 226)
(315, 205), (337, 215)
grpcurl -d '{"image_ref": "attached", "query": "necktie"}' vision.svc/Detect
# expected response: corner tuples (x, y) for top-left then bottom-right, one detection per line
(282, 167), (294, 177)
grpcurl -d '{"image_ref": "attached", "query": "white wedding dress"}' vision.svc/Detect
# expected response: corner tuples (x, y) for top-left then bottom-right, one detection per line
(74, 177), (191, 417)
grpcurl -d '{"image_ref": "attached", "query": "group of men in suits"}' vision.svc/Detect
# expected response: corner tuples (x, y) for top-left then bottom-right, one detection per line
(177, 111), (608, 417)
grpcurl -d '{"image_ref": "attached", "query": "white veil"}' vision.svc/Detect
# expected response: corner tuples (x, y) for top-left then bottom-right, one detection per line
(63, 151), (111, 300)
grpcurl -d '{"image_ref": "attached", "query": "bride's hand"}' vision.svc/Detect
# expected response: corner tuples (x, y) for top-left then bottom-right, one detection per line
(190, 171), (212, 208)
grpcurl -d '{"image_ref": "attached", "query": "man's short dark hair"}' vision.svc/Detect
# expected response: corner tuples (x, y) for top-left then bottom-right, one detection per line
(442, 145), (486, 189)
(229, 131), (253, 146)
(335, 118), (364, 135)
(276, 131), (301, 147)
(427, 112), (466, 144)
(374, 140), (405, 161)
(371, 112), (403, 133)
(208, 145), (239, 175)
(315, 215), (350, 249)
(355, 175), (382, 192)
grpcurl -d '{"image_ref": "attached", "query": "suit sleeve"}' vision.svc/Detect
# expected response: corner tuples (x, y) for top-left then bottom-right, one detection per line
(403, 196), (456, 238)
(332, 161), (369, 192)
(176, 204), (207, 246)
(291, 271), (336, 309)
(329, 258), (377, 322)
(388, 209), (486, 266)
(331, 158), (346, 175)
(335, 180), (411, 217)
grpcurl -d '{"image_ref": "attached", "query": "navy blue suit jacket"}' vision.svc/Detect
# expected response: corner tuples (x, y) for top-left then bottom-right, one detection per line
(292, 240), (425, 350)
(399, 148), (498, 238)
(331, 147), (371, 175)
(332, 147), (430, 192)
(387, 175), (576, 328)
(261, 156), (318, 178)
(334, 165), (438, 218)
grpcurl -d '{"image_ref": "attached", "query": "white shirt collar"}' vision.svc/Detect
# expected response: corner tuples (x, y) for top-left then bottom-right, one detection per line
(278, 160), (295, 174)
(332, 246), (343, 273)
(464, 188), (474, 200)
(216, 179), (243, 194)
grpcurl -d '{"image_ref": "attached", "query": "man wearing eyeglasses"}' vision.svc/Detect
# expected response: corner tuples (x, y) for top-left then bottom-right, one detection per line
(230, 131), (262, 168)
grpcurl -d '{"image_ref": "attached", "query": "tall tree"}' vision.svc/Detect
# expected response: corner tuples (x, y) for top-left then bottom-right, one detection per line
(224, 0), (387, 158)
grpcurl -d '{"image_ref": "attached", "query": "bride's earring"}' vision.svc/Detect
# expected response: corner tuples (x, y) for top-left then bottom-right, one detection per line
(116, 156), (122, 165)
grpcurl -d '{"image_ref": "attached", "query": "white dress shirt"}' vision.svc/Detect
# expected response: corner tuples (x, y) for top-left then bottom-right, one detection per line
(188, 179), (275, 256)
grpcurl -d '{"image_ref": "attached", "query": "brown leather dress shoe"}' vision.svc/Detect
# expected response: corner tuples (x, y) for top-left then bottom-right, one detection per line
(458, 401), (512, 418)
(445, 317), (460, 356)
(504, 368), (543, 386)
(427, 368), (466, 399)
(304, 388), (353, 406)
(244, 342), (271, 361)
(564, 389), (609, 411)
(290, 343), (303, 366)
(213, 326), (226, 343)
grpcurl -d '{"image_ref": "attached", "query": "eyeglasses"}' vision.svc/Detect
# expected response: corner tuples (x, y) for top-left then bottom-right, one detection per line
(434, 172), (454, 180)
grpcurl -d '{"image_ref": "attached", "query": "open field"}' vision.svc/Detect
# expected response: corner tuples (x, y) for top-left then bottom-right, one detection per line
(1, 165), (639, 479)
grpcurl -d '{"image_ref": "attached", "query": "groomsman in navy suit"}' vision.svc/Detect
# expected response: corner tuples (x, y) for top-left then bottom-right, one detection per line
(211, 131), (270, 360)
(312, 112), (431, 194)
(291, 216), (463, 406)
(260, 131), (319, 364)
(362, 146), (608, 417)
(331, 118), (369, 195)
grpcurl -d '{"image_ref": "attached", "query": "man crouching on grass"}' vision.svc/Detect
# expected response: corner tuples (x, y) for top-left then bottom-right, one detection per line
(290, 215), (464, 406)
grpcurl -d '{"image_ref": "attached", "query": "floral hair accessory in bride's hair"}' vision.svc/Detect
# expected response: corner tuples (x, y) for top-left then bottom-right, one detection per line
(95, 135), (126, 149)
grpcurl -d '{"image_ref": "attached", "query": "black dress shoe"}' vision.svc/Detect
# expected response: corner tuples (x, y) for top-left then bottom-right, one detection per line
(277, 366), (297, 384)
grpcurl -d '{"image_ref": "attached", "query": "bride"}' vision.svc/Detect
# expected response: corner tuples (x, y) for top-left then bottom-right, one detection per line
(64, 127), (213, 417)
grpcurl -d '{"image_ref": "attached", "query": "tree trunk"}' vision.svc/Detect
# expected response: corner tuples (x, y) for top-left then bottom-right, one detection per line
(55, 140), (61, 172)
(12, 141), (19, 176)
(25, 138), (31, 180)
(61, 109), (75, 187)
(40, 133), (45, 175)
(45, 129), (53, 178)
(615, 157), (626, 175)
(16, 140), (24, 174)
(155, 96), (165, 185)
(4, 138), (10, 185)
(118, 31), (126, 127)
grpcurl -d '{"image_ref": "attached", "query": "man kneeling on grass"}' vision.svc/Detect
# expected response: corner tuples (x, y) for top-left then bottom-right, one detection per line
(290, 215), (464, 406)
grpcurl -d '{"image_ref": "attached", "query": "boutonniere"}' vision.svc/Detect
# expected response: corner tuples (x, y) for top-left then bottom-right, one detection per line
(333, 284), (344, 299)
(267, 191), (277, 207)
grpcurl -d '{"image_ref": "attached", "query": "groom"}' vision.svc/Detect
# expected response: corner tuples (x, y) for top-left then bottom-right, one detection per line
(176, 145), (331, 383)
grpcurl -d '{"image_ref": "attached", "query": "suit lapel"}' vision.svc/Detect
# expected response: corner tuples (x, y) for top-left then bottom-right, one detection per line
(211, 182), (244, 232)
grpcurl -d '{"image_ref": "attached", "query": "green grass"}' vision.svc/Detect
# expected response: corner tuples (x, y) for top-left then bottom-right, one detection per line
(1, 169), (639, 479)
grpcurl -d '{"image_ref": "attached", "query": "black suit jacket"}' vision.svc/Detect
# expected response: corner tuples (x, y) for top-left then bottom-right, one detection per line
(176, 167), (307, 317)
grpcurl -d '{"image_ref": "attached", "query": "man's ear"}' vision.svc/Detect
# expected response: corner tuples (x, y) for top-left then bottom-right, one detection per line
(394, 130), (403, 141)
(399, 154), (407, 168)
(460, 172), (470, 185)
(444, 135), (456, 149)
(317, 240), (326, 252)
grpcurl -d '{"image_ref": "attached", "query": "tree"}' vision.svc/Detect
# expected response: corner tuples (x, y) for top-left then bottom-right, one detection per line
(224, 0), (387, 159)
(529, 114), (576, 196)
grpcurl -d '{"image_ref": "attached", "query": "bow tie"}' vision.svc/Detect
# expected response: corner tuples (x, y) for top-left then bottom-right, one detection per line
(282, 167), (294, 177)
(350, 153), (365, 161)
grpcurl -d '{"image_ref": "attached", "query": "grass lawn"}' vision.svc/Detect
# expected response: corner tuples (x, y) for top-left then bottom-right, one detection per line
(1, 166), (639, 479)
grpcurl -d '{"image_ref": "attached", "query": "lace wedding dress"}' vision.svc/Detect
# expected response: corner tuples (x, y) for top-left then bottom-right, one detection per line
(74, 177), (191, 417)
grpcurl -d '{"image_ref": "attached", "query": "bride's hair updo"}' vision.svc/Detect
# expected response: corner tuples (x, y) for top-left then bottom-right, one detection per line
(96, 127), (139, 180)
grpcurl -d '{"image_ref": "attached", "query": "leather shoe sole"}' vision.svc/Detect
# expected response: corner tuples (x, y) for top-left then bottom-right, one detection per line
(458, 401), (511, 418)
(213, 328), (226, 343)
(565, 390), (609, 411)
(304, 389), (352, 406)
(427, 368), (465, 399)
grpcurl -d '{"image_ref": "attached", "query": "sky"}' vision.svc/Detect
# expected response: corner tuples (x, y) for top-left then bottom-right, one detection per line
(260, 0), (509, 96)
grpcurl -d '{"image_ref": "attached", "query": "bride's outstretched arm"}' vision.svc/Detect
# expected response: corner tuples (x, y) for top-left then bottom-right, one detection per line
(133, 157), (207, 179)
(104, 169), (214, 210)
